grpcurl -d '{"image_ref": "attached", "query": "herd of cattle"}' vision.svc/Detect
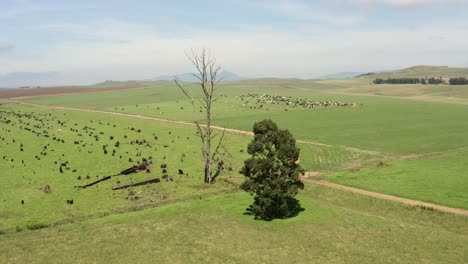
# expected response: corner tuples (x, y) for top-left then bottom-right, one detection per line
(0, 105), (192, 206)
(235, 93), (359, 109)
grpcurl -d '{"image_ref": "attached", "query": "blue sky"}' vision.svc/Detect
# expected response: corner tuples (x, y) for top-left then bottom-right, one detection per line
(1, 0), (468, 85)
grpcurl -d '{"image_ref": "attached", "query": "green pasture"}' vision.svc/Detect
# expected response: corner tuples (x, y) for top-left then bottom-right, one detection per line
(17, 82), (468, 211)
(23, 84), (468, 155)
(1, 183), (467, 264)
(328, 147), (468, 210)
(0, 103), (358, 232)
(0, 103), (250, 231)
(1, 78), (468, 263)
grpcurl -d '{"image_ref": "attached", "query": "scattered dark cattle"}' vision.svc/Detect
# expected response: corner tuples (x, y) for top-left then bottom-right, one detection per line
(178, 169), (184, 175)
(21, 200), (24, 205)
(162, 169), (167, 174)
(160, 164), (167, 169)
(43, 185), (51, 193)
(66, 199), (74, 205)
(377, 161), (388, 167)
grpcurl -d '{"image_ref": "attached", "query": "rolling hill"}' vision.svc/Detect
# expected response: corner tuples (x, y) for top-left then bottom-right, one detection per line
(357, 66), (468, 79)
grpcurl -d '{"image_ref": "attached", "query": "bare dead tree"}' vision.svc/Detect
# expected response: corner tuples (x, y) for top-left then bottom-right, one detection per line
(174, 48), (225, 183)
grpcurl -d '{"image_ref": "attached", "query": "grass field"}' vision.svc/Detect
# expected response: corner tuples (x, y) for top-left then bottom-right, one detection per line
(22, 84), (468, 155)
(0, 103), (249, 231)
(327, 147), (468, 210)
(16, 81), (468, 208)
(2, 77), (468, 263)
(1, 183), (467, 264)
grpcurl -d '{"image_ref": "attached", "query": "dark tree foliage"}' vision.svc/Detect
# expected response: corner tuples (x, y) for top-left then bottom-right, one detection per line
(240, 119), (304, 220)
(449, 77), (468, 85)
(373, 77), (446, 85)
(373, 78), (421, 84)
(427, 77), (444, 85)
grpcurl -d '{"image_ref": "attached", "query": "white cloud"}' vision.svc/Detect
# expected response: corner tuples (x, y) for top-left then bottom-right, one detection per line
(1, 18), (468, 83)
(43, 19), (159, 43)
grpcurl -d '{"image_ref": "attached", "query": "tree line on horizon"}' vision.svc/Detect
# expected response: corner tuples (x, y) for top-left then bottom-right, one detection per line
(373, 77), (468, 85)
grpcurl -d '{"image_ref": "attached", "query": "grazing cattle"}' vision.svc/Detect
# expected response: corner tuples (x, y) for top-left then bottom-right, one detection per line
(162, 169), (167, 174)
(21, 200), (24, 205)
(43, 185), (51, 193)
(178, 169), (184, 175)
(160, 164), (167, 169)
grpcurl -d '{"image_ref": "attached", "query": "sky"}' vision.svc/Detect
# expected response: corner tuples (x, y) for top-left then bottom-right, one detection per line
(1, 0), (468, 85)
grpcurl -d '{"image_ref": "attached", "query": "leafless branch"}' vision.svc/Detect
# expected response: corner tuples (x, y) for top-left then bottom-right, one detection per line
(174, 48), (224, 183)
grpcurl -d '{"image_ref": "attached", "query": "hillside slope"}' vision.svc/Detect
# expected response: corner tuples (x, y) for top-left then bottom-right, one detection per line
(358, 66), (468, 79)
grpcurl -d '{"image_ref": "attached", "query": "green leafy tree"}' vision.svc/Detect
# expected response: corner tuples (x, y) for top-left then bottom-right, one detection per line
(240, 119), (304, 220)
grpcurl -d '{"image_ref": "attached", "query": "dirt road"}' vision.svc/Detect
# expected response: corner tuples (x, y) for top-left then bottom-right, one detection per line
(302, 177), (468, 217)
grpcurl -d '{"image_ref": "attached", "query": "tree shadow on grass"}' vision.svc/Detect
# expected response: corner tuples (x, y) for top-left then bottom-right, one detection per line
(243, 197), (305, 221)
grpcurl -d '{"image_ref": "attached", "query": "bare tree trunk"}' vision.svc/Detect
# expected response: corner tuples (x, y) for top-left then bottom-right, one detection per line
(174, 48), (224, 184)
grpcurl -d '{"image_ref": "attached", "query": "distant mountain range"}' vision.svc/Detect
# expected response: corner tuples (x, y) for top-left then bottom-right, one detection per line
(150, 71), (246, 82)
(3, 66), (468, 88)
